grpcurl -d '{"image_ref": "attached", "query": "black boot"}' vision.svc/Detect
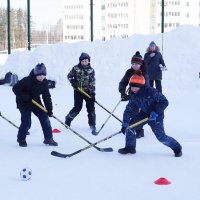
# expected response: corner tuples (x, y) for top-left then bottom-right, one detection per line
(43, 138), (58, 146)
(90, 125), (98, 136)
(136, 129), (144, 139)
(118, 147), (136, 154)
(65, 115), (73, 127)
(17, 139), (27, 147)
(174, 150), (182, 157)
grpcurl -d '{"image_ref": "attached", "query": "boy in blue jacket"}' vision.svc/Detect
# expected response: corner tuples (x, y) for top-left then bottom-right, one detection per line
(118, 70), (182, 157)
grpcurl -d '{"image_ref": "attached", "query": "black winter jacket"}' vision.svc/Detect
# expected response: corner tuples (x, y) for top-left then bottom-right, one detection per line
(144, 48), (166, 80)
(12, 70), (52, 111)
(118, 64), (148, 95)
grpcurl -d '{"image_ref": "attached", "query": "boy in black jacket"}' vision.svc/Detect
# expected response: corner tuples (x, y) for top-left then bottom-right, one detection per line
(13, 63), (58, 147)
(118, 51), (148, 138)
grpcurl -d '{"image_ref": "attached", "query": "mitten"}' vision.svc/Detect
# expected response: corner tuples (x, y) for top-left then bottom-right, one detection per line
(90, 92), (96, 102)
(47, 110), (53, 117)
(71, 79), (77, 89)
(121, 93), (130, 101)
(149, 111), (158, 121)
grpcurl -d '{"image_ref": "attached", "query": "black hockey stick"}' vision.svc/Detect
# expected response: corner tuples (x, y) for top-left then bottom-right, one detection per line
(32, 100), (113, 152)
(78, 87), (122, 123)
(51, 117), (148, 158)
(0, 112), (30, 135)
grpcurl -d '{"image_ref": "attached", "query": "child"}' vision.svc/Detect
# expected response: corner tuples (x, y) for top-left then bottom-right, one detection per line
(65, 52), (97, 135)
(13, 63), (58, 147)
(118, 51), (148, 138)
(118, 70), (182, 157)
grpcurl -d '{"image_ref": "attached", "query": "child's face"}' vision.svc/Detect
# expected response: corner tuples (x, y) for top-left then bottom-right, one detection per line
(36, 75), (45, 82)
(81, 59), (89, 66)
(131, 63), (141, 70)
(131, 86), (141, 93)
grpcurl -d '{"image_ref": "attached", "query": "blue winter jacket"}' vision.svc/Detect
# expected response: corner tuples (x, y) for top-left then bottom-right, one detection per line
(123, 86), (168, 124)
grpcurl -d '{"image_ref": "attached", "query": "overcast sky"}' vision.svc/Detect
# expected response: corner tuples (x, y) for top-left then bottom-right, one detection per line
(0, 0), (63, 27)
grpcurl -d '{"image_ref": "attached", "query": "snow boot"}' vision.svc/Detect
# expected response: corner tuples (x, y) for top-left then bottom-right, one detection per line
(90, 125), (98, 136)
(174, 150), (182, 157)
(135, 129), (144, 139)
(17, 139), (27, 147)
(43, 138), (58, 146)
(65, 115), (73, 127)
(118, 147), (136, 154)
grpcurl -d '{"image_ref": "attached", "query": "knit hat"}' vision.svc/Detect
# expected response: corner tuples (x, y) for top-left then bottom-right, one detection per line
(79, 52), (90, 62)
(149, 41), (156, 47)
(131, 51), (143, 65)
(34, 63), (47, 76)
(129, 70), (145, 87)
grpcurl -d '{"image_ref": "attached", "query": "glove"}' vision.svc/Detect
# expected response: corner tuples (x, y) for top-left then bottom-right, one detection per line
(159, 64), (167, 71)
(47, 110), (53, 117)
(71, 79), (78, 89)
(121, 93), (130, 101)
(90, 93), (96, 102)
(149, 111), (158, 121)
(121, 122), (129, 134)
(149, 52), (155, 58)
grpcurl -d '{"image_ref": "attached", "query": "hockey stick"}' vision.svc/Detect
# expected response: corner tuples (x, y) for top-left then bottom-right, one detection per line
(78, 87), (122, 123)
(0, 111), (30, 135)
(32, 100), (113, 152)
(96, 86), (129, 134)
(96, 99), (122, 135)
(51, 117), (148, 158)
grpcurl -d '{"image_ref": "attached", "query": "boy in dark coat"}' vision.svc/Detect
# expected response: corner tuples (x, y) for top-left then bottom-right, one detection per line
(65, 52), (97, 135)
(118, 51), (148, 138)
(118, 70), (182, 157)
(144, 41), (166, 93)
(13, 63), (58, 147)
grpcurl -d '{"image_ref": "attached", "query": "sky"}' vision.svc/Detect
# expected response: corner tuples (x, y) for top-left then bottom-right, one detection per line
(0, 25), (200, 200)
(0, 0), (63, 27)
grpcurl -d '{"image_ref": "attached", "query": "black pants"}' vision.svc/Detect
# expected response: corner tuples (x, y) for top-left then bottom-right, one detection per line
(18, 107), (53, 141)
(67, 90), (96, 126)
(149, 80), (162, 93)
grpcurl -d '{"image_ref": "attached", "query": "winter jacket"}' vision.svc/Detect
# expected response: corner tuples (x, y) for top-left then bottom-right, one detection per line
(12, 70), (52, 111)
(144, 47), (166, 80)
(118, 64), (148, 95)
(123, 86), (168, 124)
(67, 63), (95, 94)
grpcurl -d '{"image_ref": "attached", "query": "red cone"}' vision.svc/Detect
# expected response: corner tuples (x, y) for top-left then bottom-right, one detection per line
(154, 177), (171, 185)
(52, 128), (61, 133)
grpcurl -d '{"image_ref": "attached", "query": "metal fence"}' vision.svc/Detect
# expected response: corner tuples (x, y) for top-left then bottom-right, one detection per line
(0, 0), (63, 52)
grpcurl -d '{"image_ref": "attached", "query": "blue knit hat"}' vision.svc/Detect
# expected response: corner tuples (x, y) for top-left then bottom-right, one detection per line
(149, 41), (156, 47)
(79, 52), (90, 62)
(34, 63), (47, 76)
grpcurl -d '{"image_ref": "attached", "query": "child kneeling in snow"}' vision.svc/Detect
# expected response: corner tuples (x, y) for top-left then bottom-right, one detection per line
(118, 70), (182, 157)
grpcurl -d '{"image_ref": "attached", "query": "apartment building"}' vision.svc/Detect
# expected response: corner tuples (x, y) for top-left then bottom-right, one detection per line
(63, 0), (200, 42)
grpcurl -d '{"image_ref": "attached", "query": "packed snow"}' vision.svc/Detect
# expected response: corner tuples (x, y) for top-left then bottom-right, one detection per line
(0, 25), (200, 200)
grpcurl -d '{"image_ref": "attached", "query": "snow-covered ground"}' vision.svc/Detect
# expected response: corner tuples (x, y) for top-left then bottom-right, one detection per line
(0, 25), (200, 200)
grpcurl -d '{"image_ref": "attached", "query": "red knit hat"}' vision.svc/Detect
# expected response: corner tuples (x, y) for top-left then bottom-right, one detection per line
(129, 70), (145, 87)
(131, 51), (143, 65)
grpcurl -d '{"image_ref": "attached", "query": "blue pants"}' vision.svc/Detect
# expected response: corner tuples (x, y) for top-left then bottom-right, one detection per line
(125, 112), (182, 152)
(17, 107), (52, 141)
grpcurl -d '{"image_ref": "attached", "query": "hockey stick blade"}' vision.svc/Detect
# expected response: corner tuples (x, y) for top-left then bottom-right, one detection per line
(51, 151), (71, 158)
(93, 146), (113, 152)
(51, 145), (113, 158)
